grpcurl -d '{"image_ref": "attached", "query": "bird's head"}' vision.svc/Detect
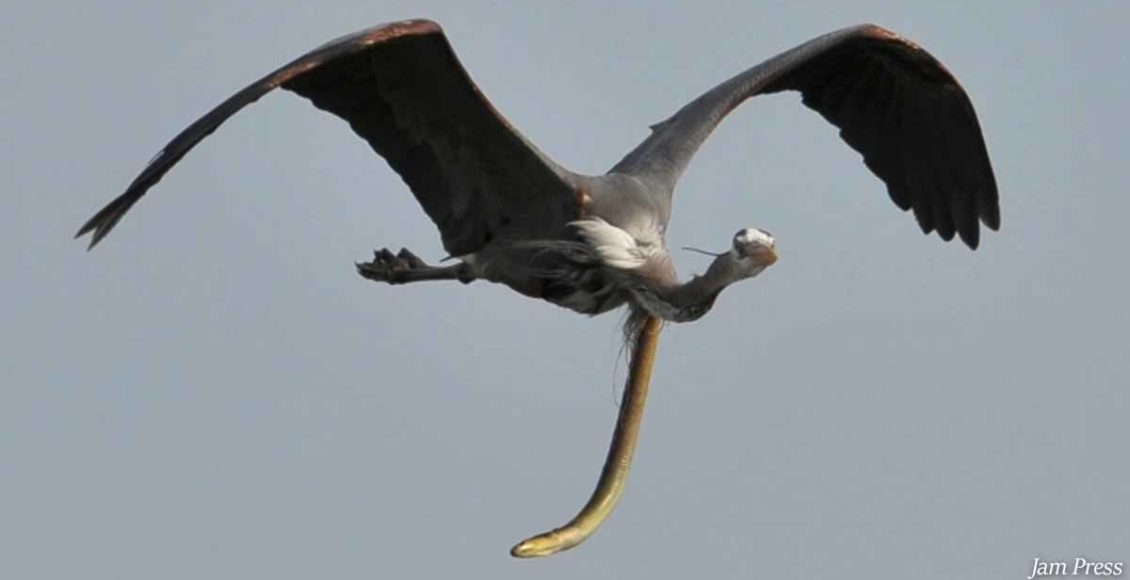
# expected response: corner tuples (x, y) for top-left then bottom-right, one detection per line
(681, 227), (777, 293)
(726, 227), (778, 278)
(685, 227), (777, 273)
(682, 227), (776, 315)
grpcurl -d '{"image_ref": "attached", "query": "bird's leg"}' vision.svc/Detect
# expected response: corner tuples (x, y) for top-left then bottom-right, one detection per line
(510, 315), (663, 558)
(356, 248), (475, 285)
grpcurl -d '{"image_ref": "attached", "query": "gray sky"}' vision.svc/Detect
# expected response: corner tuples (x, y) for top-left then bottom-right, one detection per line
(4, 1), (1128, 578)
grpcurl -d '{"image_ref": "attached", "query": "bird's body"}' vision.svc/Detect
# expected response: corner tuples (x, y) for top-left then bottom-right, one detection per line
(456, 172), (673, 318)
(77, 18), (1000, 556)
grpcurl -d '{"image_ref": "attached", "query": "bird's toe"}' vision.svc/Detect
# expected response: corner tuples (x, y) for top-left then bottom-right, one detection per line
(397, 248), (427, 268)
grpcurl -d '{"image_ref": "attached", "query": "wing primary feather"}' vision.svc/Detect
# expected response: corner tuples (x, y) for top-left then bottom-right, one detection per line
(938, 96), (980, 248)
(864, 69), (911, 213)
(920, 95), (957, 241)
(896, 83), (935, 235)
(833, 55), (880, 129)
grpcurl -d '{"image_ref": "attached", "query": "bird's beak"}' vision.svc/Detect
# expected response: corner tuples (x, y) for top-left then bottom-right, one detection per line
(753, 244), (778, 266)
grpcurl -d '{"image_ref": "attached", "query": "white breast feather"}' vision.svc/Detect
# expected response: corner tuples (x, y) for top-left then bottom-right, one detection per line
(570, 217), (661, 270)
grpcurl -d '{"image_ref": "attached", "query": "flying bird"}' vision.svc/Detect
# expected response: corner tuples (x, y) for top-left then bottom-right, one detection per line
(77, 19), (999, 557)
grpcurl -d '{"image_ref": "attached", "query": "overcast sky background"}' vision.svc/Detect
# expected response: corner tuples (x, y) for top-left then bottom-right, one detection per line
(4, 1), (1128, 579)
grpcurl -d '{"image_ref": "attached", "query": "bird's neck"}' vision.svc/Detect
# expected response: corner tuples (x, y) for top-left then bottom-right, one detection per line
(631, 253), (743, 322)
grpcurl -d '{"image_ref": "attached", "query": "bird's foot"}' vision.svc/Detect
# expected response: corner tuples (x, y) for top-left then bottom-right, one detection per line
(356, 247), (473, 285)
(356, 248), (428, 284)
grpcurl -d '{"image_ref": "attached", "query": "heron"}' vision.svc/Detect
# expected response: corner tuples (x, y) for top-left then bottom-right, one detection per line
(77, 19), (999, 557)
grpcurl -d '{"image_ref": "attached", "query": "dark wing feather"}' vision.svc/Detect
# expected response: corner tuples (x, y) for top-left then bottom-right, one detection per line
(611, 24), (999, 249)
(77, 19), (578, 255)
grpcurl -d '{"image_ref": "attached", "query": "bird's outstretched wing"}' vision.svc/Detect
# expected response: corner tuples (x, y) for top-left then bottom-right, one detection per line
(611, 24), (999, 249)
(77, 19), (578, 255)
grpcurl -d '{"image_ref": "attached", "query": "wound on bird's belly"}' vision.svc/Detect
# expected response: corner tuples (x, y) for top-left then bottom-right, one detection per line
(575, 187), (592, 216)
